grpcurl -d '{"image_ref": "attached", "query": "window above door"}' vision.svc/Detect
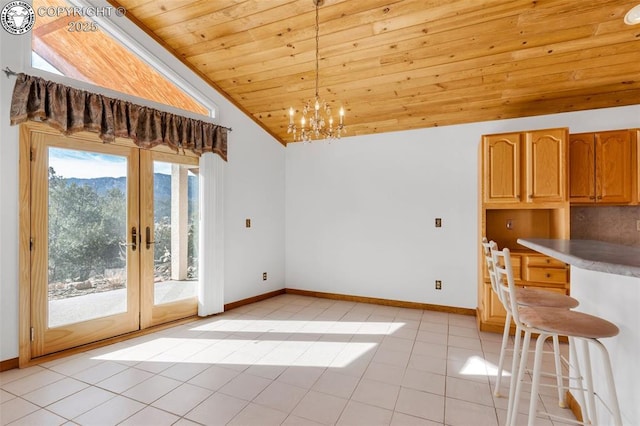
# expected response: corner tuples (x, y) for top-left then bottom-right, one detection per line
(31, 0), (211, 118)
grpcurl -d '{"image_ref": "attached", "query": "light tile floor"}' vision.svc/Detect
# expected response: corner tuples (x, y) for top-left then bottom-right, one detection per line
(0, 294), (576, 425)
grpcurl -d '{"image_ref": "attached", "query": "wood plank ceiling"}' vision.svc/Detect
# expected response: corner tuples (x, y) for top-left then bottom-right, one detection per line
(109, 0), (640, 144)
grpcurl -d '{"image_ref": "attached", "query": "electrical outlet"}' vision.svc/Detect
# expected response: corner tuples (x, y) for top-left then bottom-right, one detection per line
(246, 218), (251, 228)
(435, 280), (442, 290)
(435, 218), (442, 228)
(263, 272), (267, 281)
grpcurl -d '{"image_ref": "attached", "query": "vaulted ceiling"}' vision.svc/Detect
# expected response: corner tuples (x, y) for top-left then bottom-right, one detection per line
(109, 0), (640, 144)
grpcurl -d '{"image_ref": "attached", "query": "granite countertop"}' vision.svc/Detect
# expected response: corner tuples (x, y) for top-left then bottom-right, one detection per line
(517, 238), (640, 278)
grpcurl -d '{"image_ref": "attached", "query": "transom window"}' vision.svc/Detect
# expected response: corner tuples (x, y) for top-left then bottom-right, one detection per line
(31, 0), (210, 117)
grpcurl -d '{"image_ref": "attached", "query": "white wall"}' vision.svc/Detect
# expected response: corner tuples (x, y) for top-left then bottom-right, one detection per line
(0, 12), (285, 362)
(285, 105), (640, 308)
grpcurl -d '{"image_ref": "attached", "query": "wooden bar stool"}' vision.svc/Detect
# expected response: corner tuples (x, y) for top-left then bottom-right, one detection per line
(492, 246), (622, 426)
(481, 239), (578, 402)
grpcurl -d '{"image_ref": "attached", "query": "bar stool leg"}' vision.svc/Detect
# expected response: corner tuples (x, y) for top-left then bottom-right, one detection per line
(509, 328), (531, 426)
(569, 337), (590, 425)
(552, 334), (567, 407)
(581, 339), (598, 425)
(505, 325), (522, 426)
(590, 339), (623, 426)
(527, 333), (550, 426)
(495, 310), (512, 397)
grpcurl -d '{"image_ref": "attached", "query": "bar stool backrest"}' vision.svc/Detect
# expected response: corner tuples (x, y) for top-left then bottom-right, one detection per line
(491, 246), (522, 327)
(482, 238), (505, 306)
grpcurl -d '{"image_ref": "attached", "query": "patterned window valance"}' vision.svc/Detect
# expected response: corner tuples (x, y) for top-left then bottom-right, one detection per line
(10, 73), (228, 160)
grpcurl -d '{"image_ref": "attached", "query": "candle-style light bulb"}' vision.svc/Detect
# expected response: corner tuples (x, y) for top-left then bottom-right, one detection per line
(339, 107), (344, 125)
(315, 99), (320, 111)
(301, 116), (306, 127)
(289, 107), (294, 124)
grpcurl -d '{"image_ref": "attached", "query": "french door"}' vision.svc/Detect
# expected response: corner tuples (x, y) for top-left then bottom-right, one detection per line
(139, 150), (199, 329)
(27, 129), (198, 358)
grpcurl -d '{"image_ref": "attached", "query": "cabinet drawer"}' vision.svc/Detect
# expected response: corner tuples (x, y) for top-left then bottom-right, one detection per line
(524, 267), (568, 284)
(523, 255), (566, 268)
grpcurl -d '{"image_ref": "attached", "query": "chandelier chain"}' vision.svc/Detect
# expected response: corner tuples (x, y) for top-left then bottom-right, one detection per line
(287, 0), (345, 142)
(315, 2), (319, 99)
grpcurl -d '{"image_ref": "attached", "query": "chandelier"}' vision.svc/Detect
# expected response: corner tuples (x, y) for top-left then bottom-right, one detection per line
(288, 0), (345, 142)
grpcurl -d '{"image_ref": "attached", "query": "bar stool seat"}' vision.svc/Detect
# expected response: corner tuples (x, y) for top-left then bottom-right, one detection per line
(518, 306), (619, 339)
(515, 288), (579, 309)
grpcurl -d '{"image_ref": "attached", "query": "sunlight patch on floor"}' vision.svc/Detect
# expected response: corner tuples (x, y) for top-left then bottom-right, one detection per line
(459, 355), (509, 377)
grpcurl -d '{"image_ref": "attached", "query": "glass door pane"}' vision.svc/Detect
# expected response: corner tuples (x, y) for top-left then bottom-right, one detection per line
(152, 161), (199, 305)
(47, 148), (128, 327)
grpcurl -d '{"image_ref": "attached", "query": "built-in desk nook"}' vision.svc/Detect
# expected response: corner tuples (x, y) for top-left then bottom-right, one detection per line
(517, 238), (640, 426)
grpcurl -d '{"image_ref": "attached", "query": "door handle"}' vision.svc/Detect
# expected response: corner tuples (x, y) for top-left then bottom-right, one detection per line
(131, 226), (137, 251)
(145, 226), (155, 250)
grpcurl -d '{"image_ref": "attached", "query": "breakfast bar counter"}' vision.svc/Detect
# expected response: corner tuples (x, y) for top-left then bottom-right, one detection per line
(517, 238), (640, 278)
(517, 238), (639, 425)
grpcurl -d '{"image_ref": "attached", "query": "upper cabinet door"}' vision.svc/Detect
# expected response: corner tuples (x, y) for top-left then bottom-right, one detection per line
(596, 130), (631, 204)
(569, 133), (596, 203)
(483, 133), (522, 204)
(525, 128), (566, 203)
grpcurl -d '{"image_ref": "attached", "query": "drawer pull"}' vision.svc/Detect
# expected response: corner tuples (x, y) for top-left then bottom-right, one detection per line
(546, 273), (551, 278)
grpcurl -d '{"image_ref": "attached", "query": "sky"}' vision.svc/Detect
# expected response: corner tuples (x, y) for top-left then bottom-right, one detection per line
(49, 148), (172, 179)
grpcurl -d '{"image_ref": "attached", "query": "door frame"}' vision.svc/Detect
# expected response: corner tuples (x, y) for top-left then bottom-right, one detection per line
(18, 123), (201, 365)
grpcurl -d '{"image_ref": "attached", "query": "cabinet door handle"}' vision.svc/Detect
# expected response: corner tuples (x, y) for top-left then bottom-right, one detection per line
(597, 195), (603, 200)
(546, 273), (551, 278)
(589, 196), (596, 200)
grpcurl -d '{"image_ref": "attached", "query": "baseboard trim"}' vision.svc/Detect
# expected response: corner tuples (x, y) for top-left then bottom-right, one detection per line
(285, 288), (476, 316)
(0, 357), (19, 372)
(566, 391), (584, 423)
(224, 289), (286, 311)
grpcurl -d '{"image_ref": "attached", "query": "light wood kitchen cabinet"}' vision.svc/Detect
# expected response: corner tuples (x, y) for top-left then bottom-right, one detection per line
(479, 127), (570, 334)
(569, 130), (632, 204)
(483, 128), (567, 205)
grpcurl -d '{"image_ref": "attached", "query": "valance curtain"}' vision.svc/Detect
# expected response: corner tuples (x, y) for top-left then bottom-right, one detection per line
(10, 73), (228, 161)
